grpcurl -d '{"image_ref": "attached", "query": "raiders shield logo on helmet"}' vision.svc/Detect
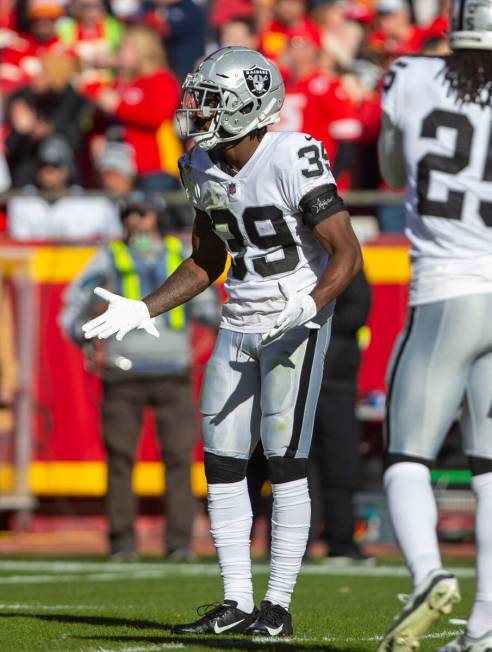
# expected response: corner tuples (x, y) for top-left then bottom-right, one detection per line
(243, 66), (272, 97)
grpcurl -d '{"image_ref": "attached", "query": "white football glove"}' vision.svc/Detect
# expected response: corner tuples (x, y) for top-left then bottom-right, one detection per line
(261, 281), (317, 346)
(82, 287), (159, 342)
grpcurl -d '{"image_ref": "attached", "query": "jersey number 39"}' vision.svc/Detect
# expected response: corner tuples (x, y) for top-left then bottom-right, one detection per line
(210, 206), (300, 280)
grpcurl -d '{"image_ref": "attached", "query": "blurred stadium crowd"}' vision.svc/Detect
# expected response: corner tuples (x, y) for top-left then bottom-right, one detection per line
(0, 0), (450, 239)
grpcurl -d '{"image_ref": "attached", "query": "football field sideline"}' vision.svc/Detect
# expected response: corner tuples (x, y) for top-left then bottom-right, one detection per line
(0, 559), (477, 579)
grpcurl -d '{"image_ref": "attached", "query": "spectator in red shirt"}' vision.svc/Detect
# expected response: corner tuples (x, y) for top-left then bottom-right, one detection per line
(310, 0), (365, 70)
(0, 0), (18, 49)
(95, 26), (182, 191)
(275, 32), (362, 189)
(218, 15), (260, 50)
(210, 0), (254, 29)
(56, 0), (124, 94)
(260, 0), (321, 64)
(57, 0), (123, 64)
(1, 0), (65, 97)
(368, 0), (428, 56)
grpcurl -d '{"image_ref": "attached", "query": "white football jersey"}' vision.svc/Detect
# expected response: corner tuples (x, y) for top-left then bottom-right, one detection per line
(383, 55), (492, 306)
(179, 131), (337, 332)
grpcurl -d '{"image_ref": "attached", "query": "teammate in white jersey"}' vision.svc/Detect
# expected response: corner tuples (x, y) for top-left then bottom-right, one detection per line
(82, 47), (362, 636)
(378, 2), (492, 651)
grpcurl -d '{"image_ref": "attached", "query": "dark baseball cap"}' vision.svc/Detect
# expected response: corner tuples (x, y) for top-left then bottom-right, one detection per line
(119, 190), (166, 219)
(37, 136), (75, 169)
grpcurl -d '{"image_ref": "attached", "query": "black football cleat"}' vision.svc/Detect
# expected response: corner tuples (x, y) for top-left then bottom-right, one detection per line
(171, 600), (258, 635)
(245, 600), (293, 637)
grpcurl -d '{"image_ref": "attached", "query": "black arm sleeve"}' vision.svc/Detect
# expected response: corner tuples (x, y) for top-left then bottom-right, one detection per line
(299, 184), (346, 230)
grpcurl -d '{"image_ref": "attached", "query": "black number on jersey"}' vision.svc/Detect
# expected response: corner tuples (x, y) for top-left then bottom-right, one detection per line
(298, 144), (330, 178)
(417, 110), (473, 220)
(210, 209), (247, 279)
(210, 206), (300, 280)
(383, 60), (408, 92)
(481, 136), (492, 226)
(417, 109), (492, 225)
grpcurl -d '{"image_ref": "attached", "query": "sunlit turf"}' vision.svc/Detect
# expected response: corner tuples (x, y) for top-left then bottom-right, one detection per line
(0, 556), (475, 652)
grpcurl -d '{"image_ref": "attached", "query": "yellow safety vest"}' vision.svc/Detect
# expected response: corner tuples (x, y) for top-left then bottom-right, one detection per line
(57, 16), (123, 51)
(108, 236), (186, 331)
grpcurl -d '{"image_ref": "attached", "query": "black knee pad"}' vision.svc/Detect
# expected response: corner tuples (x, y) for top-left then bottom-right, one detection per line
(468, 456), (492, 476)
(204, 452), (248, 484)
(384, 453), (433, 472)
(267, 456), (307, 484)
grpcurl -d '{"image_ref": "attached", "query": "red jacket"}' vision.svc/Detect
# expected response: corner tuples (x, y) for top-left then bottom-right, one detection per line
(260, 18), (321, 63)
(278, 71), (362, 189)
(368, 24), (428, 56)
(0, 34), (64, 96)
(114, 70), (182, 176)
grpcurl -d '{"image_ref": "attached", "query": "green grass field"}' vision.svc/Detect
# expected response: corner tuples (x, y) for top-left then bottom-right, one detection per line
(0, 557), (474, 652)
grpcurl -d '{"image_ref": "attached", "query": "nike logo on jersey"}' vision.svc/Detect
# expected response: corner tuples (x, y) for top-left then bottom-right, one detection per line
(213, 619), (245, 634)
(265, 625), (284, 636)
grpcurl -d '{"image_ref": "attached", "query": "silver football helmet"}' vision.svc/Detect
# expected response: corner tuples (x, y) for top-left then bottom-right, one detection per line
(450, 0), (492, 50)
(176, 47), (284, 151)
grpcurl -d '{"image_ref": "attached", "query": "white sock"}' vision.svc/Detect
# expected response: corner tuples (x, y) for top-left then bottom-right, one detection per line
(208, 478), (254, 614)
(384, 462), (442, 586)
(265, 478), (311, 610)
(468, 472), (492, 638)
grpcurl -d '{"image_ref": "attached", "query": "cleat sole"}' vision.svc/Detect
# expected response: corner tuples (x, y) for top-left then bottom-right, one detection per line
(378, 577), (461, 652)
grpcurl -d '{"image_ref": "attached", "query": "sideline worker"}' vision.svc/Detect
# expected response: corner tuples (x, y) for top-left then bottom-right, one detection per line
(60, 190), (220, 560)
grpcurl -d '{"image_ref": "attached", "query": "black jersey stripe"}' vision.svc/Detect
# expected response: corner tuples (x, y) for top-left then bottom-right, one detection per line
(384, 307), (416, 453)
(286, 329), (319, 459)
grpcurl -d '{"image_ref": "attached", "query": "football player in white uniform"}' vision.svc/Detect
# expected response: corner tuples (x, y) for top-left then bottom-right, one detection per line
(82, 47), (362, 637)
(378, 1), (492, 651)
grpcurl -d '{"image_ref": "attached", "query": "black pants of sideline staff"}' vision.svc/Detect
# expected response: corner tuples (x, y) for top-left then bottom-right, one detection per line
(309, 382), (361, 554)
(101, 375), (197, 556)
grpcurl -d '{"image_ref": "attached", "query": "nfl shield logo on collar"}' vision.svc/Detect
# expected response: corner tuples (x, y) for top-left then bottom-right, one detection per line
(243, 66), (272, 97)
(228, 183), (236, 196)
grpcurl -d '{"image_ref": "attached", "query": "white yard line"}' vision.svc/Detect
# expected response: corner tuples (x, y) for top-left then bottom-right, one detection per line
(0, 560), (477, 579)
(100, 647), (185, 652)
(0, 603), (138, 611)
(321, 629), (462, 643)
(0, 570), (199, 584)
(96, 646), (184, 652)
(0, 561), (188, 572)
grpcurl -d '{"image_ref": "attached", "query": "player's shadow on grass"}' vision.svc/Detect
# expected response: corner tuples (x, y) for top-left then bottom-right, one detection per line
(0, 612), (170, 631)
(0, 613), (368, 651)
(73, 633), (366, 652)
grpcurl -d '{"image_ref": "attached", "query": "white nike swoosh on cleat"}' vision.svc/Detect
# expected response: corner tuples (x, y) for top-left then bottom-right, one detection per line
(265, 625), (284, 636)
(213, 619), (245, 634)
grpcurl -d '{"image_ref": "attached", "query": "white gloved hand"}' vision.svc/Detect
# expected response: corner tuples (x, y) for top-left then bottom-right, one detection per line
(82, 287), (159, 342)
(261, 281), (317, 346)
